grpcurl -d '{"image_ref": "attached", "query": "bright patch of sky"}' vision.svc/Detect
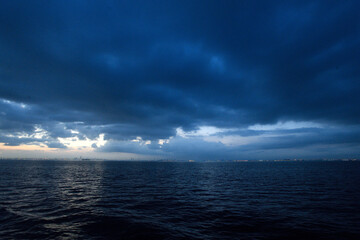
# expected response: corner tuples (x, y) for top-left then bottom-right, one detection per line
(131, 136), (151, 145)
(4, 126), (47, 140)
(248, 121), (324, 131)
(176, 126), (230, 138)
(58, 133), (106, 150)
(204, 135), (261, 146)
(176, 121), (324, 147)
(158, 138), (171, 145)
(1, 98), (28, 109)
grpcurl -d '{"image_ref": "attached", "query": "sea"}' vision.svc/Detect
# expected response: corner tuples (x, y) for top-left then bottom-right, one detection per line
(0, 160), (359, 240)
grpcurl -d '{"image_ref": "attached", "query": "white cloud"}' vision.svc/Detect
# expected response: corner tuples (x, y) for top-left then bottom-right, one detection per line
(58, 133), (106, 149)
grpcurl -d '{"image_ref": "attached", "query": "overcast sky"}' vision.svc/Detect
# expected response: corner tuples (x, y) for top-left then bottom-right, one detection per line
(0, 1), (359, 160)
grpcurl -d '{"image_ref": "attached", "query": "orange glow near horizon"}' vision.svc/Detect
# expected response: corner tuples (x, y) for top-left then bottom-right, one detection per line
(0, 143), (94, 152)
(0, 143), (51, 151)
(0, 142), (150, 160)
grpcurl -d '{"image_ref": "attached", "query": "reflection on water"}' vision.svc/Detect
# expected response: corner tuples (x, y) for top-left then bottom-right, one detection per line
(0, 161), (105, 239)
(0, 160), (359, 239)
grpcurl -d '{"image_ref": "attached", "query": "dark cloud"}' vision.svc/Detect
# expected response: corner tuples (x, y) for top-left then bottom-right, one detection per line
(0, 1), (359, 159)
(99, 125), (360, 160)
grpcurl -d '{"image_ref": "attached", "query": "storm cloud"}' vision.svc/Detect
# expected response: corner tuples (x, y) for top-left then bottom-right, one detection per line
(0, 1), (359, 159)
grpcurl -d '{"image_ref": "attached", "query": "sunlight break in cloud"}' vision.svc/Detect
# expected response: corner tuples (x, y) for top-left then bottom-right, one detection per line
(58, 134), (107, 150)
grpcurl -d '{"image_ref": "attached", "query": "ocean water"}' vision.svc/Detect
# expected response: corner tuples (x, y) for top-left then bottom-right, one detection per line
(0, 160), (359, 240)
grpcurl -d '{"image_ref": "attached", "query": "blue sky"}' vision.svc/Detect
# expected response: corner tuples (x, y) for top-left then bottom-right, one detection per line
(0, 1), (359, 160)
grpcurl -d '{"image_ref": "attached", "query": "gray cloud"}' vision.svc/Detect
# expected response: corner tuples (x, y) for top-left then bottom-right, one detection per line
(0, 1), (359, 159)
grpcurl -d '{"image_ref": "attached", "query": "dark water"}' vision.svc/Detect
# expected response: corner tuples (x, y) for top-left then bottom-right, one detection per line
(0, 161), (359, 240)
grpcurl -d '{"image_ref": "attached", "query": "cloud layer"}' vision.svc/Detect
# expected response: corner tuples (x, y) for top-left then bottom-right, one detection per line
(1, 1), (360, 159)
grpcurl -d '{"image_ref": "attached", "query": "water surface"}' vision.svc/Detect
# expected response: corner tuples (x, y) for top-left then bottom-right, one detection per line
(0, 160), (359, 239)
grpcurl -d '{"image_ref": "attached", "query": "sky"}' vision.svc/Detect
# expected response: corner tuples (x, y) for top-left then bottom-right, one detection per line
(0, 0), (359, 160)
